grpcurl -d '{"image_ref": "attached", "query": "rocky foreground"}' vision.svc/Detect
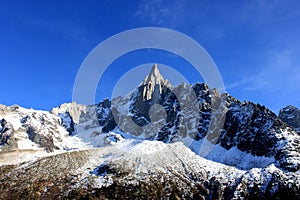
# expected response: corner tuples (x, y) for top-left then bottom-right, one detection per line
(0, 139), (300, 200)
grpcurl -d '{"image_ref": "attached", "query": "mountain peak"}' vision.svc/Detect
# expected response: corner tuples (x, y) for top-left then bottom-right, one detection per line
(141, 64), (171, 101)
(279, 105), (300, 132)
(150, 63), (159, 74)
(143, 64), (165, 85)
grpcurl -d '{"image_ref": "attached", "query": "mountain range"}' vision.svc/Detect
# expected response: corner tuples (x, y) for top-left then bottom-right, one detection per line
(0, 65), (300, 199)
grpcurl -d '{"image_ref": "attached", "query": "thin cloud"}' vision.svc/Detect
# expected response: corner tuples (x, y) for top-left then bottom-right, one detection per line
(17, 15), (88, 42)
(227, 48), (299, 93)
(135, 0), (169, 25)
(250, 50), (296, 90)
(134, 0), (183, 26)
(235, 0), (300, 27)
(225, 78), (246, 90)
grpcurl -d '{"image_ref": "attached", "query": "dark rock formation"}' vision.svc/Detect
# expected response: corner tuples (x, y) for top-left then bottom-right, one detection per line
(50, 65), (300, 172)
(96, 99), (116, 133)
(0, 119), (17, 151)
(279, 105), (300, 132)
(26, 125), (57, 152)
(98, 66), (300, 172)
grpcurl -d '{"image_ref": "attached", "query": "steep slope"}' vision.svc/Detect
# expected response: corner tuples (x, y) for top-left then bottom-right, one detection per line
(141, 63), (172, 101)
(1, 64), (300, 199)
(129, 64), (173, 127)
(52, 65), (300, 172)
(0, 138), (299, 199)
(279, 105), (300, 133)
(50, 100), (116, 147)
(0, 104), (89, 165)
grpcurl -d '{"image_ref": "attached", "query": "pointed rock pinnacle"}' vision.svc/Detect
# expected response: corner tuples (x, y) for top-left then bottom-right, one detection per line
(142, 64), (172, 101)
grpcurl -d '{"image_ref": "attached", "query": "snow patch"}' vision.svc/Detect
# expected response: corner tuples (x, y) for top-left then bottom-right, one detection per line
(190, 139), (275, 170)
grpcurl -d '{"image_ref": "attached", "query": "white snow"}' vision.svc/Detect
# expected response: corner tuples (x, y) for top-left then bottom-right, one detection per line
(189, 139), (275, 170)
(0, 104), (93, 166)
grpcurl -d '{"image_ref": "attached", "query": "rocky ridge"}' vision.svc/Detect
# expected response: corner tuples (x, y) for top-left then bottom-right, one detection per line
(279, 105), (300, 133)
(1, 64), (300, 199)
(52, 65), (300, 172)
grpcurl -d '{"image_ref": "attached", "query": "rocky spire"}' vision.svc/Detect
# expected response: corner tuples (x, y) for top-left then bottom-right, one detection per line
(142, 64), (172, 101)
(279, 105), (300, 132)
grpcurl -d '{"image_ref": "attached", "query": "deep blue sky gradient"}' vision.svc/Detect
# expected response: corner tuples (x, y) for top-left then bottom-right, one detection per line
(1, 0), (300, 113)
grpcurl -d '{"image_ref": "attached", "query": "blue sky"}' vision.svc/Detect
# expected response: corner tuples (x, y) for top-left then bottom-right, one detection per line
(0, 0), (300, 114)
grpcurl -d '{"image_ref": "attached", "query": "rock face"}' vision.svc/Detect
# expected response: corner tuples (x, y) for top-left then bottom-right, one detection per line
(279, 105), (300, 133)
(125, 64), (178, 138)
(141, 64), (172, 101)
(1, 64), (300, 199)
(51, 100), (116, 134)
(65, 65), (299, 172)
(128, 64), (174, 128)
(49, 65), (300, 172)
(220, 99), (300, 172)
(0, 104), (88, 154)
(0, 118), (17, 151)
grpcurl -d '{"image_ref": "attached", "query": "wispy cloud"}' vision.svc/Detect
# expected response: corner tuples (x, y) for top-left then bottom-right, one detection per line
(232, 0), (299, 27)
(225, 78), (247, 90)
(17, 15), (88, 42)
(226, 48), (300, 93)
(224, 47), (300, 112)
(134, 0), (184, 26)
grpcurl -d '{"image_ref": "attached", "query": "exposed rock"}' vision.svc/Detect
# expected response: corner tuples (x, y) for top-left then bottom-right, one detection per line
(141, 64), (172, 101)
(51, 66), (300, 172)
(26, 125), (57, 152)
(0, 118), (17, 151)
(1, 64), (300, 199)
(52, 100), (117, 135)
(108, 65), (300, 172)
(129, 64), (173, 128)
(0, 104), (88, 154)
(279, 105), (300, 133)
(51, 102), (86, 124)
(96, 99), (116, 133)
(58, 111), (75, 135)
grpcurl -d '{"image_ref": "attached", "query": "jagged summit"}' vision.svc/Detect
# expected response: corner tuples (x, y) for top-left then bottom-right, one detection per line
(279, 105), (300, 132)
(143, 64), (165, 85)
(2, 64), (300, 198)
(142, 64), (172, 101)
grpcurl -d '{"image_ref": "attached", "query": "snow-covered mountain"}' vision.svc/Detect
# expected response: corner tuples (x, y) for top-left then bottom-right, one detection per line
(0, 104), (91, 165)
(279, 105), (300, 133)
(1, 64), (300, 199)
(50, 65), (300, 172)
